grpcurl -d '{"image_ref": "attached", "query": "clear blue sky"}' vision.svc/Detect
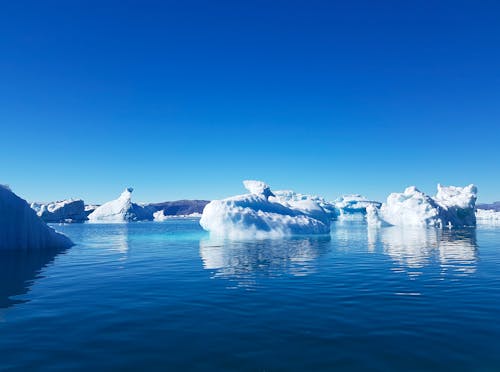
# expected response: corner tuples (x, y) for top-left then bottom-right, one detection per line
(1, 0), (499, 204)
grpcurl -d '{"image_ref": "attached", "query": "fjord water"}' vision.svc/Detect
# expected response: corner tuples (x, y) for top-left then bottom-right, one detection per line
(1, 221), (500, 371)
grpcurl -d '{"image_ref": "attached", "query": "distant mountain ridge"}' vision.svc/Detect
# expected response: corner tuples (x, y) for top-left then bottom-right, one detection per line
(477, 201), (500, 211)
(146, 200), (209, 216)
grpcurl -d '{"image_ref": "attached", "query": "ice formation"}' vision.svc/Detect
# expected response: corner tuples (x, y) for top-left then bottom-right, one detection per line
(366, 204), (385, 227)
(476, 209), (500, 225)
(87, 188), (143, 223)
(433, 184), (477, 227)
(334, 194), (381, 220)
(154, 210), (202, 221)
(32, 199), (87, 223)
(0, 185), (73, 250)
(272, 190), (336, 221)
(200, 181), (331, 238)
(368, 184), (477, 228)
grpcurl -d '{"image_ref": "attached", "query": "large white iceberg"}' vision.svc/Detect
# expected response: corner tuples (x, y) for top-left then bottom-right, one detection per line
(31, 199), (87, 223)
(0, 185), (73, 250)
(87, 188), (146, 223)
(368, 184), (477, 228)
(199, 181), (331, 238)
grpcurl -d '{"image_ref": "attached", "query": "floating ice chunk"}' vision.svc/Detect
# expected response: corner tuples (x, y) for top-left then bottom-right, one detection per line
(200, 181), (331, 239)
(379, 186), (442, 227)
(335, 194), (381, 219)
(476, 209), (500, 225)
(88, 188), (141, 223)
(375, 184), (477, 228)
(33, 199), (87, 223)
(153, 210), (169, 222)
(0, 185), (73, 250)
(366, 204), (385, 227)
(154, 210), (202, 221)
(433, 184), (477, 227)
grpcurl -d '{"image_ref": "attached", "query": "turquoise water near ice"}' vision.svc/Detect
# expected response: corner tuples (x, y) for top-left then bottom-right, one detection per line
(1, 219), (500, 371)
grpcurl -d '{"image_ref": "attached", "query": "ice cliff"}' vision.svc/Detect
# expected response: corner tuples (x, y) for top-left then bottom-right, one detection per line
(0, 185), (73, 250)
(31, 199), (87, 223)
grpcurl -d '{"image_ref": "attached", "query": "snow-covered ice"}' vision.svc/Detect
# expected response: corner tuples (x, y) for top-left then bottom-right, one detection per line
(153, 210), (202, 221)
(366, 204), (386, 227)
(0, 185), (73, 250)
(378, 186), (443, 227)
(368, 184), (477, 228)
(334, 194), (381, 220)
(433, 184), (477, 227)
(32, 199), (87, 223)
(476, 209), (500, 225)
(272, 190), (335, 222)
(200, 180), (331, 238)
(87, 188), (145, 223)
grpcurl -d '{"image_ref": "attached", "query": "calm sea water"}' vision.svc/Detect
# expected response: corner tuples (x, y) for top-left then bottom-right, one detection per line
(1, 220), (500, 371)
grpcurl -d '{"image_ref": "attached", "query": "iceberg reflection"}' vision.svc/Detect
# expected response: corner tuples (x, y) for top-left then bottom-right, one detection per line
(371, 226), (478, 276)
(438, 229), (478, 275)
(199, 236), (330, 287)
(0, 248), (67, 309)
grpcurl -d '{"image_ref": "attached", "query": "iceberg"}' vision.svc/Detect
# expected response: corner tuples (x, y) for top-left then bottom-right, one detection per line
(154, 210), (202, 221)
(87, 188), (151, 223)
(369, 184), (477, 228)
(199, 180), (331, 238)
(433, 184), (477, 227)
(0, 185), (73, 250)
(273, 190), (337, 220)
(334, 194), (381, 220)
(32, 199), (87, 223)
(476, 209), (500, 225)
(366, 204), (386, 227)
(378, 186), (443, 227)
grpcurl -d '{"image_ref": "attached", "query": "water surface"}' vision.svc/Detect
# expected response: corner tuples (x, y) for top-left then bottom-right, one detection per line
(1, 220), (499, 371)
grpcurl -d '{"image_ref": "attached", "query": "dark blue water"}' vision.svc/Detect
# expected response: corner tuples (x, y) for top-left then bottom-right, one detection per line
(1, 220), (500, 371)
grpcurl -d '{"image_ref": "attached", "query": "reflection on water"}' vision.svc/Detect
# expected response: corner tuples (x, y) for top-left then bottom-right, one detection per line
(106, 224), (129, 255)
(370, 226), (478, 276)
(438, 229), (478, 275)
(200, 237), (331, 287)
(0, 248), (67, 309)
(64, 223), (130, 255)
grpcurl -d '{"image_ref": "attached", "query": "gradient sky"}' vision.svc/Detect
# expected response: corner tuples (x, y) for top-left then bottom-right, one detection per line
(1, 0), (499, 204)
